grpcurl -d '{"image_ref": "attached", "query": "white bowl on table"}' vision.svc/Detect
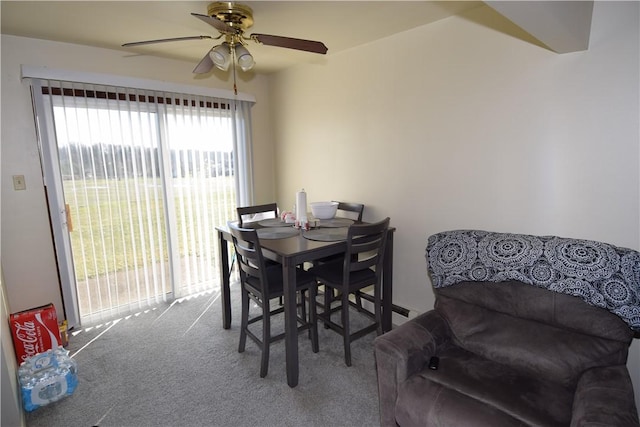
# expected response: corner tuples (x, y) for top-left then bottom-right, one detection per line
(310, 201), (338, 220)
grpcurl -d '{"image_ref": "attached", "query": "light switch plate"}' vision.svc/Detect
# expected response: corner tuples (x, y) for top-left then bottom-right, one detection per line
(12, 175), (26, 191)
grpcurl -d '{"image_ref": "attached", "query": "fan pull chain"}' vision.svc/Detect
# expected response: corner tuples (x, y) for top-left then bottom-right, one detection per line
(232, 46), (238, 96)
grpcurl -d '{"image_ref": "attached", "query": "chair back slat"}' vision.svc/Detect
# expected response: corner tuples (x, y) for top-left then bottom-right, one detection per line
(333, 201), (364, 222)
(351, 255), (377, 272)
(228, 223), (269, 295)
(237, 203), (278, 226)
(344, 218), (390, 280)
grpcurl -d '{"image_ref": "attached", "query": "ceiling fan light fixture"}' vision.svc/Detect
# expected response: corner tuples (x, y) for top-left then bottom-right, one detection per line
(210, 42), (231, 71)
(234, 44), (255, 72)
(123, 2), (328, 78)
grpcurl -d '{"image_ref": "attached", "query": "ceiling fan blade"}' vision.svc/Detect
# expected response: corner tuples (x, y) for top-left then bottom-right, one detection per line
(122, 35), (214, 47)
(193, 51), (214, 74)
(191, 12), (238, 34)
(251, 34), (328, 54)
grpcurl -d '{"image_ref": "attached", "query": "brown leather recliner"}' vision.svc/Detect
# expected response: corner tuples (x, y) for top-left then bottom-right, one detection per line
(374, 230), (640, 426)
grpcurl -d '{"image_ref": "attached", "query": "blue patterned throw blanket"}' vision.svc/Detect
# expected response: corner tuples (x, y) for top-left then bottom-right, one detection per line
(426, 230), (640, 331)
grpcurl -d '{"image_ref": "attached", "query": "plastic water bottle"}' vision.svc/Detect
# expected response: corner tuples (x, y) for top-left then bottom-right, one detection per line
(18, 346), (78, 411)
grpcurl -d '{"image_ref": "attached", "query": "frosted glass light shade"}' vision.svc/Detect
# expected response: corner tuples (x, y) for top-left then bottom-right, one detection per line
(235, 44), (255, 72)
(210, 43), (231, 71)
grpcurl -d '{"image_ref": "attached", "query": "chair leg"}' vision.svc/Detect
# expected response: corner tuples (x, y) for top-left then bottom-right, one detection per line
(323, 284), (331, 329)
(307, 288), (317, 340)
(299, 290), (307, 321)
(355, 290), (363, 312)
(260, 298), (270, 378)
(238, 288), (249, 353)
(341, 290), (352, 367)
(375, 284), (383, 336)
(309, 286), (319, 353)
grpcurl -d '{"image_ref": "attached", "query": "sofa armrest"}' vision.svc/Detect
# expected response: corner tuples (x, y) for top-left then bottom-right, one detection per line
(374, 310), (451, 427)
(570, 365), (639, 427)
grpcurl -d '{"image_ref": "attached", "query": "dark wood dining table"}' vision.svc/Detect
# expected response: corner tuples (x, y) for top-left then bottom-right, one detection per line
(215, 219), (395, 387)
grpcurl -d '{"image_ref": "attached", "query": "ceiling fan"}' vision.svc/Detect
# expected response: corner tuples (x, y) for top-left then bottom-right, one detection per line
(122, 1), (328, 76)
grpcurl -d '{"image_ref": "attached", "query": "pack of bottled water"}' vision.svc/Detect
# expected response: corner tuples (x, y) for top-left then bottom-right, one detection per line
(18, 346), (78, 412)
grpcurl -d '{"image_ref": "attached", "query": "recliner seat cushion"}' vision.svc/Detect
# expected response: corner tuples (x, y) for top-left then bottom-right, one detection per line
(396, 344), (574, 427)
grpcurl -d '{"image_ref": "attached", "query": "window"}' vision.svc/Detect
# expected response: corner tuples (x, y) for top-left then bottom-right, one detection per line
(30, 77), (254, 326)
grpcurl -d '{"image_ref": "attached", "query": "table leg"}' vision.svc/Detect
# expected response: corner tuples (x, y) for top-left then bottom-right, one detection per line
(382, 230), (394, 332)
(283, 260), (299, 387)
(218, 230), (232, 329)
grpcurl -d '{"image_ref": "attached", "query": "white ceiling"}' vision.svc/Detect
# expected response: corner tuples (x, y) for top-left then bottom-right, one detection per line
(1, 1), (486, 74)
(1, 1), (593, 75)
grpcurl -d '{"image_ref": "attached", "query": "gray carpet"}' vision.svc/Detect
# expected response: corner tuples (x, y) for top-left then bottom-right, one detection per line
(25, 283), (381, 427)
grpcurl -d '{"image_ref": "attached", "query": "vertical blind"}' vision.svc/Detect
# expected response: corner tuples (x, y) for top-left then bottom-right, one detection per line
(31, 79), (254, 325)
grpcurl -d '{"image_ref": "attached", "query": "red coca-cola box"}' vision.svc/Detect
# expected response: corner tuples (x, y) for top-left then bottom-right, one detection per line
(9, 303), (62, 364)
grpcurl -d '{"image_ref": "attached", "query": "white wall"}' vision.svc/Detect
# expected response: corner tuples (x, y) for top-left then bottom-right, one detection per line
(0, 74), (24, 423)
(0, 35), (275, 319)
(269, 2), (640, 408)
(1, 267), (25, 427)
(1, 1), (639, 413)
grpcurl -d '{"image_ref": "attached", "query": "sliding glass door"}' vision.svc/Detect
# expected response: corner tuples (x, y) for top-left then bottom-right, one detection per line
(32, 80), (248, 326)
(164, 107), (237, 297)
(54, 100), (171, 323)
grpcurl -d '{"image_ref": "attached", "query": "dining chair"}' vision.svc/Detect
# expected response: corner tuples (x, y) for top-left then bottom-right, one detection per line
(321, 201), (366, 308)
(228, 222), (319, 378)
(309, 217), (390, 366)
(237, 203), (278, 227)
(236, 202), (280, 270)
(315, 202), (364, 266)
